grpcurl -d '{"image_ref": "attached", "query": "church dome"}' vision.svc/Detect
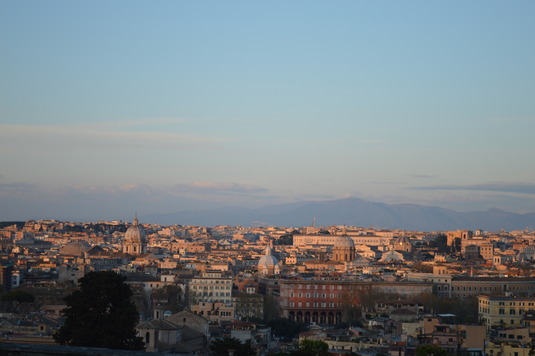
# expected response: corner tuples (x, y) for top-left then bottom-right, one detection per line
(258, 254), (280, 268)
(59, 240), (92, 256)
(393, 236), (411, 245)
(125, 217), (146, 243)
(334, 234), (355, 249)
(258, 241), (280, 275)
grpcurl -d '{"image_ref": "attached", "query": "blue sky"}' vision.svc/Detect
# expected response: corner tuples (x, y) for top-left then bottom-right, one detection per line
(1, 1), (535, 221)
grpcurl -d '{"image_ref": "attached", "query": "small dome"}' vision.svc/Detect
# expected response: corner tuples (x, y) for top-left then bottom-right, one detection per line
(125, 217), (146, 243)
(258, 254), (280, 267)
(258, 241), (280, 275)
(59, 240), (92, 256)
(334, 234), (355, 249)
(393, 236), (411, 245)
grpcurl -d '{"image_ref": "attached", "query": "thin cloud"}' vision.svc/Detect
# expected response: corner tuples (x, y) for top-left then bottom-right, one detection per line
(408, 182), (535, 195)
(363, 181), (407, 185)
(411, 174), (436, 179)
(0, 182), (277, 221)
(171, 182), (269, 196)
(0, 182), (39, 196)
(0, 124), (230, 154)
(90, 118), (191, 129)
(294, 194), (337, 201)
(62, 184), (155, 196)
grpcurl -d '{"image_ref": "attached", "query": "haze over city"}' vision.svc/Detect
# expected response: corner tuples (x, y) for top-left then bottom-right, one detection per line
(2, 1), (535, 222)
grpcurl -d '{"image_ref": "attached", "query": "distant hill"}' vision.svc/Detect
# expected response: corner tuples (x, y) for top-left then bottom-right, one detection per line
(142, 197), (535, 231)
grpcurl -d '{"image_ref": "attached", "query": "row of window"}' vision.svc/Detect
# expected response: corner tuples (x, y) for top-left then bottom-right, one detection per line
(289, 302), (337, 308)
(290, 293), (340, 299)
(194, 292), (231, 297)
(191, 285), (231, 290)
(498, 308), (526, 315)
(497, 301), (535, 306)
(289, 284), (366, 291)
(191, 280), (231, 284)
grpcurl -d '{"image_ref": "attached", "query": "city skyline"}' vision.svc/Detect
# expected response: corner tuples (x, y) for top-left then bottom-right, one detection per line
(1, 1), (535, 221)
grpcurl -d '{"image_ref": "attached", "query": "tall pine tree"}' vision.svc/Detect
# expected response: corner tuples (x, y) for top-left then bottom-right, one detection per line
(54, 271), (144, 350)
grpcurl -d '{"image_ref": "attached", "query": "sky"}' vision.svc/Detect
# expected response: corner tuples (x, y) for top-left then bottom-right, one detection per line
(1, 1), (535, 222)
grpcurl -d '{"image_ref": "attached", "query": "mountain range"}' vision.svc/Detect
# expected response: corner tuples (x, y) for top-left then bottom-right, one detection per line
(143, 197), (535, 232)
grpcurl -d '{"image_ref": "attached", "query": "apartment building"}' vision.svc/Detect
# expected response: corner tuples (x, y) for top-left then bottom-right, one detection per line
(189, 271), (233, 305)
(478, 295), (535, 328)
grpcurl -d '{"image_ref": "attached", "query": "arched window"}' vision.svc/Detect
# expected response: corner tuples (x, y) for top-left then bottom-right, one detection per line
(145, 331), (150, 345)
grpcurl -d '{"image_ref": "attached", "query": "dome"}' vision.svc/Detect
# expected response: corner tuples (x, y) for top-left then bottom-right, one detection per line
(393, 236), (411, 245)
(258, 254), (280, 268)
(59, 240), (92, 256)
(334, 234), (355, 249)
(125, 217), (146, 243)
(257, 241), (280, 275)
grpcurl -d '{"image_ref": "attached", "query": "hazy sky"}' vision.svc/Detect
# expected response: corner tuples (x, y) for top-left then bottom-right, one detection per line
(1, 1), (535, 221)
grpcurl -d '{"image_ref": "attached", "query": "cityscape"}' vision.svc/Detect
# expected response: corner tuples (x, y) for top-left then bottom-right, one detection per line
(1, 218), (535, 355)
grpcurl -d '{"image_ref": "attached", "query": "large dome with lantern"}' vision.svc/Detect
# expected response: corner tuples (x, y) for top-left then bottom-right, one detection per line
(124, 217), (146, 243)
(123, 216), (146, 255)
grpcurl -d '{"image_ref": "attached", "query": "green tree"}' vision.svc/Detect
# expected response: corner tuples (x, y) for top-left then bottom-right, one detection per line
(152, 284), (184, 313)
(267, 317), (307, 339)
(54, 271), (144, 350)
(418, 294), (478, 324)
(416, 345), (446, 356)
(209, 337), (255, 356)
(1, 290), (35, 313)
(292, 340), (329, 356)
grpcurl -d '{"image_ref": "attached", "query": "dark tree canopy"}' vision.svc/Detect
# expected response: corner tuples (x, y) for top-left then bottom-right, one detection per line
(293, 340), (329, 356)
(267, 317), (307, 339)
(209, 337), (255, 356)
(416, 345), (447, 356)
(1, 290), (35, 313)
(54, 271), (144, 350)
